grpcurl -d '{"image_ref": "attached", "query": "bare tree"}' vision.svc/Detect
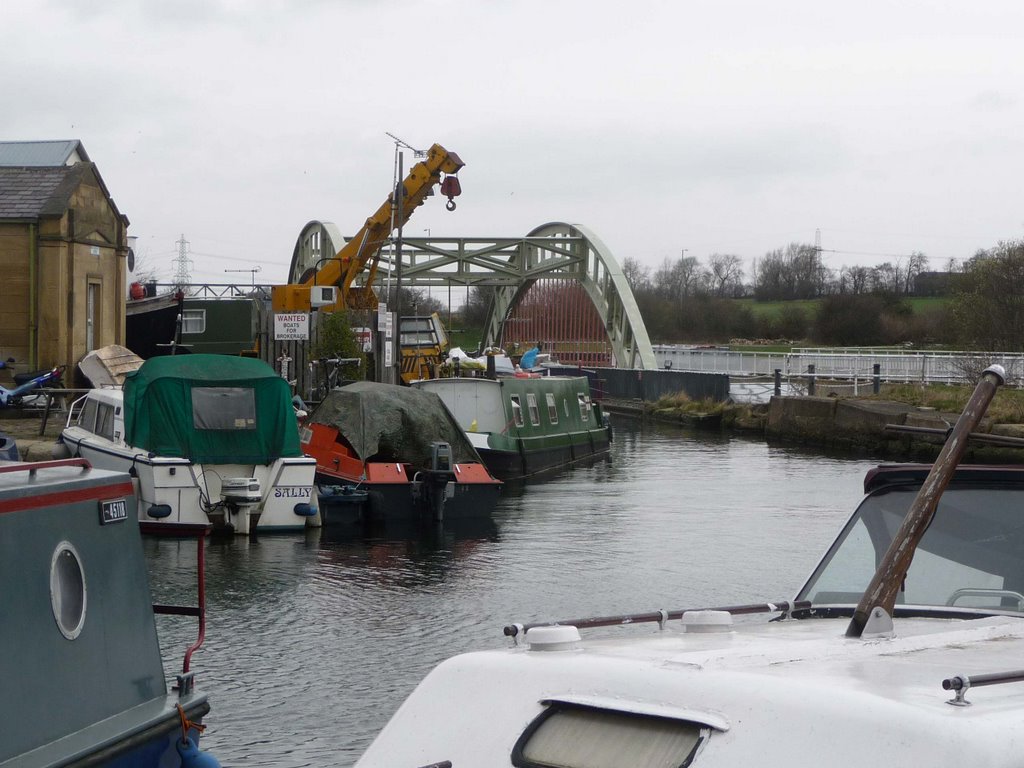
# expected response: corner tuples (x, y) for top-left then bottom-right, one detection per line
(708, 253), (744, 297)
(621, 256), (651, 292)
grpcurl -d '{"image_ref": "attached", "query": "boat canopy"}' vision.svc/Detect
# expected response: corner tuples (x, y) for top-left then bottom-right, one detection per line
(122, 354), (302, 463)
(311, 381), (481, 466)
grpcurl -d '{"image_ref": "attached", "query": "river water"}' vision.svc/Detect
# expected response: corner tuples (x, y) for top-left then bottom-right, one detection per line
(145, 416), (882, 766)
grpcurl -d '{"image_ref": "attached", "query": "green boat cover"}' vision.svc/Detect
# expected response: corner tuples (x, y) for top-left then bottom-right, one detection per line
(122, 354), (301, 464)
(311, 381), (480, 467)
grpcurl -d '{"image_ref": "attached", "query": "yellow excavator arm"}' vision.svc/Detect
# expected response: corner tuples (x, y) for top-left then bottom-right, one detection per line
(272, 143), (464, 312)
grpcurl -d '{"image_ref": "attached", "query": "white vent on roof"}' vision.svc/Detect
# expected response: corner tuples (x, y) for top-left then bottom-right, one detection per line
(681, 610), (733, 633)
(525, 625), (582, 651)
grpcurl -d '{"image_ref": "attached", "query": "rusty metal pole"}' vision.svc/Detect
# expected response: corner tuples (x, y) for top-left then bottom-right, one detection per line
(846, 364), (1005, 638)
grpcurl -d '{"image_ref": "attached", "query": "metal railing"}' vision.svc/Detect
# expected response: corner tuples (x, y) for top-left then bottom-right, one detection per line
(653, 345), (1024, 387)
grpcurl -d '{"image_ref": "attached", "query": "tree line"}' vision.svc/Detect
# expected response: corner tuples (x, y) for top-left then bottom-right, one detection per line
(623, 243), (936, 302)
(438, 239), (1024, 352)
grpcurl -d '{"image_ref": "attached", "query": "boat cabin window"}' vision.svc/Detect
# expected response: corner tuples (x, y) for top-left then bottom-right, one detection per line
(181, 309), (206, 334)
(577, 393), (590, 422)
(546, 393), (558, 424)
(510, 395), (525, 428)
(191, 387), (257, 430)
(76, 396), (99, 432)
(527, 393), (541, 426)
(512, 702), (708, 768)
(50, 542), (87, 641)
(799, 484), (1024, 613)
(95, 402), (116, 441)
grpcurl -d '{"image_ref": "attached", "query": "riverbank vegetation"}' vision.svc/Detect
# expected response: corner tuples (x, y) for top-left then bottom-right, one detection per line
(871, 383), (1024, 424)
(617, 239), (1024, 351)
(430, 239), (1024, 357)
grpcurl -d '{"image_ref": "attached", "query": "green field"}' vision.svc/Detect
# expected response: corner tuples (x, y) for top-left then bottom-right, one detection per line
(734, 296), (950, 320)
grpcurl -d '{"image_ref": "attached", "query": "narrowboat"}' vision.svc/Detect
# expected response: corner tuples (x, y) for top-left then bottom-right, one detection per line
(0, 458), (219, 766)
(61, 354), (318, 535)
(300, 381), (502, 524)
(357, 367), (1024, 768)
(413, 374), (611, 481)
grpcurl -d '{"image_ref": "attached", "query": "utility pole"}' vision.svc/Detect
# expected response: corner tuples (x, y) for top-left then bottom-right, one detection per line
(172, 234), (193, 290)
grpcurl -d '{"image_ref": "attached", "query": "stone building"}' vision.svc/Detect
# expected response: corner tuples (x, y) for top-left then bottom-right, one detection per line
(0, 140), (129, 374)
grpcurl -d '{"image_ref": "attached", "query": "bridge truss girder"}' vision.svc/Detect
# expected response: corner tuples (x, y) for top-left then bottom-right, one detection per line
(288, 220), (656, 370)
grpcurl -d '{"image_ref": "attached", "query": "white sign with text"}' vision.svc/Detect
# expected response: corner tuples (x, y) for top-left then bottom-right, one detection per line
(274, 313), (309, 341)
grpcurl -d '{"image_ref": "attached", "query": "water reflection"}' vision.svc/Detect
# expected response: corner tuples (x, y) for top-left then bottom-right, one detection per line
(315, 518), (501, 588)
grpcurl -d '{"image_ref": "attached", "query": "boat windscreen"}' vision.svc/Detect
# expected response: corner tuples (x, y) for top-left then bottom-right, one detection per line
(799, 485), (1024, 614)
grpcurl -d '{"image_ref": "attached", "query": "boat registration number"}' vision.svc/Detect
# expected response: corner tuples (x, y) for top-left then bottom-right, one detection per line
(100, 498), (128, 525)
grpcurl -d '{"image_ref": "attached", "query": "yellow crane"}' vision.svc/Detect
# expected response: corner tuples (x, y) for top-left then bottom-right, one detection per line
(271, 143), (464, 313)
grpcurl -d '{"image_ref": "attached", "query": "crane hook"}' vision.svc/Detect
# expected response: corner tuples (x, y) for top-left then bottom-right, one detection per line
(440, 175), (461, 212)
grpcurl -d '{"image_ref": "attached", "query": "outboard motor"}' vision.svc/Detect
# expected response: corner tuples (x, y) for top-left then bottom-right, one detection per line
(220, 477), (262, 534)
(412, 442), (456, 522)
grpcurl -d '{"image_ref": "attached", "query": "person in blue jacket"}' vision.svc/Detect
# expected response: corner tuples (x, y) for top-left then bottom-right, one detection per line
(519, 343), (541, 369)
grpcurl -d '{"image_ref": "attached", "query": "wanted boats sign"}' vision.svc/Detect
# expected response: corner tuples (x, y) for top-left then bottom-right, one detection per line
(274, 313), (309, 341)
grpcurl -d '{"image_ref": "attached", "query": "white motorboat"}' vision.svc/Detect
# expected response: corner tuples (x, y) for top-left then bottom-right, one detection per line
(62, 354), (318, 535)
(357, 366), (1024, 767)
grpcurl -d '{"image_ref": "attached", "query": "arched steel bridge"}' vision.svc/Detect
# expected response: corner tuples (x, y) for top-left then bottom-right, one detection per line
(288, 220), (656, 369)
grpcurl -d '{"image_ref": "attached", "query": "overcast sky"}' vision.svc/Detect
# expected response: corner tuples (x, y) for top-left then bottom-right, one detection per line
(5, 1), (1023, 288)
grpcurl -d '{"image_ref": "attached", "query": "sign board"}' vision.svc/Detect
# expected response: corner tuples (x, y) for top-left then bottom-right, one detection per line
(377, 302), (388, 327)
(274, 313), (309, 341)
(384, 340), (393, 368)
(384, 313), (393, 339)
(353, 326), (373, 353)
(99, 498), (128, 525)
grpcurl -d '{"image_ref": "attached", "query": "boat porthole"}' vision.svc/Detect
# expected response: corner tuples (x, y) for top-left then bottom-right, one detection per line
(49, 542), (87, 640)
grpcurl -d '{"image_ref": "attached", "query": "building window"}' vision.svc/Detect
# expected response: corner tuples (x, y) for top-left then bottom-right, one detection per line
(546, 393), (558, 424)
(510, 395), (524, 428)
(181, 309), (206, 335)
(86, 282), (100, 352)
(527, 393), (540, 426)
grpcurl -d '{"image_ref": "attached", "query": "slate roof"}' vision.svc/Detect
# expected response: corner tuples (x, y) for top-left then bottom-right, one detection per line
(0, 163), (94, 220)
(0, 140), (89, 167)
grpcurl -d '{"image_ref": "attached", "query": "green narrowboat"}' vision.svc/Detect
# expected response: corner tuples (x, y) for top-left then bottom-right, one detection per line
(413, 375), (611, 481)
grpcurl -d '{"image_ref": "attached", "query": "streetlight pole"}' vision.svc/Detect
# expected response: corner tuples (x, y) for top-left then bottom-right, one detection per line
(679, 249), (688, 309)
(225, 266), (261, 287)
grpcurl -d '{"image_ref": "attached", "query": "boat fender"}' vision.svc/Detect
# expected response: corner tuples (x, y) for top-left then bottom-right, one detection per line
(293, 502), (317, 517)
(177, 732), (222, 768)
(147, 504), (172, 519)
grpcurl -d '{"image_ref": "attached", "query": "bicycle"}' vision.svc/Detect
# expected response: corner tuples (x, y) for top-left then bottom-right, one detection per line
(308, 357), (362, 402)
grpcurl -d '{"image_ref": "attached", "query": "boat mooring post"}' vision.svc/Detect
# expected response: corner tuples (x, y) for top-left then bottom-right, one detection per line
(873, 363), (881, 394)
(774, 369), (781, 396)
(846, 365), (1005, 638)
(807, 364), (815, 396)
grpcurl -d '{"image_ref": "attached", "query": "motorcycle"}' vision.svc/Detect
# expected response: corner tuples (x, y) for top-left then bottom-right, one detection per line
(0, 365), (65, 408)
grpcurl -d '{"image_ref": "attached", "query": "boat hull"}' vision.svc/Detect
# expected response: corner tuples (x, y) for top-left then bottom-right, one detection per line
(314, 462), (501, 524)
(474, 430), (611, 481)
(62, 427), (318, 535)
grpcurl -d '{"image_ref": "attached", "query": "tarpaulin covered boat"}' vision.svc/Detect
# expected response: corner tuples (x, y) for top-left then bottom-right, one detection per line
(301, 381), (501, 524)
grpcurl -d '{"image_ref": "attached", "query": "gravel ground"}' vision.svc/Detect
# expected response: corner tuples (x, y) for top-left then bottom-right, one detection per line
(0, 410), (66, 460)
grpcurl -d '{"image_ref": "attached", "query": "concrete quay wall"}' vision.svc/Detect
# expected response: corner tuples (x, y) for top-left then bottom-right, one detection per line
(764, 395), (1023, 461)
